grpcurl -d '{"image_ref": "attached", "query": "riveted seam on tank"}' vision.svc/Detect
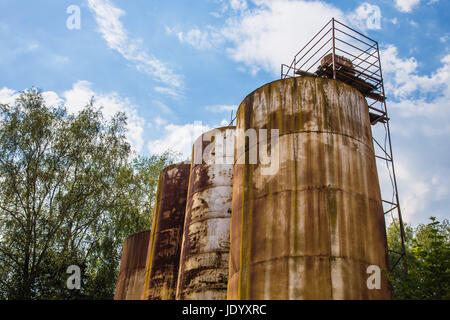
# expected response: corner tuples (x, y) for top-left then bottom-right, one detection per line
(232, 187), (383, 209)
(275, 129), (376, 155)
(247, 254), (384, 270)
(248, 126), (373, 152)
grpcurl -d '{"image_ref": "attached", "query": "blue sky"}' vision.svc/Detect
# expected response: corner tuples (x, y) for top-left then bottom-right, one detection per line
(0, 0), (449, 226)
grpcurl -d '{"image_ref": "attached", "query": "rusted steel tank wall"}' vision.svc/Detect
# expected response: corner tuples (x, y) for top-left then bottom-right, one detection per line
(176, 127), (235, 300)
(141, 163), (190, 300)
(228, 76), (391, 300)
(114, 230), (150, 300)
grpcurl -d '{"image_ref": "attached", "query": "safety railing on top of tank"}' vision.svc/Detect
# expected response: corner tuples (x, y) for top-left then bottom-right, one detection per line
(281, 18), (385, 108)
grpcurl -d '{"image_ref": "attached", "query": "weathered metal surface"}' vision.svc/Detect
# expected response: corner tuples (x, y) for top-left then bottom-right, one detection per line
(114, 230), (151, 300)
(141, 163), (191, 300)
(228, 76), (391, 300)
(176, 127), (235, 300)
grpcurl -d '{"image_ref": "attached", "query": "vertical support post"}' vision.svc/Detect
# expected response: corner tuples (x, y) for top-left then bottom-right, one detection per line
(294, 56), (296, 75)
(386, 120), (408, 276)
(376, 42), (408, 276)
(331, 18), (336, 79)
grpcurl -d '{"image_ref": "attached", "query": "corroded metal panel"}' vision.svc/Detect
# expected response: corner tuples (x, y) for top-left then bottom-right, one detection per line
(228, 77), (391, 300)
(176, 127), (235, 300)
(141, 163), (190, 300)
(114, 230), (151, 300)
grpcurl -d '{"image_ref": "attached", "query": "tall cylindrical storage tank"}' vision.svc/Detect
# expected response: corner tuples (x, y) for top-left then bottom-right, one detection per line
(228, 76), (391, 300)
(141, 163), (190, 300)
(114, 230), (151, 300)
(176, 127), (235, 300)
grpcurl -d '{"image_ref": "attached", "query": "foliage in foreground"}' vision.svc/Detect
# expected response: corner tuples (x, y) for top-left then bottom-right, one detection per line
(0, 89), (177, 299)
(387, 217), (450, 299)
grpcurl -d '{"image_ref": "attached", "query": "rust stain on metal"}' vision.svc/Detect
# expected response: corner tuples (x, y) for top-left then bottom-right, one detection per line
(114, 230), (151, 300)
(141, 163), (190, 300)
(176, 127), (235, 300)
(228, 76), (391, 300)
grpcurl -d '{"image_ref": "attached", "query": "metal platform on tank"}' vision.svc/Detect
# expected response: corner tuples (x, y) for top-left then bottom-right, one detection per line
(281, 18), (390, 125)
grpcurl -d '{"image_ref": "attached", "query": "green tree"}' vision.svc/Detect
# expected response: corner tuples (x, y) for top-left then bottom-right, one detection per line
(82, 154), (176, 299)
(387, 217), (450, 299)
(0, 89), (176, 299)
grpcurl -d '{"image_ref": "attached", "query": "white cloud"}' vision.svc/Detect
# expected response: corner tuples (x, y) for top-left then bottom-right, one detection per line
(42, 91), (64, 107)
(0, 82), (146, 154)
(222, 0), (346, 75)
(87, 0), (183, 89)
(382, 45), (450, 99)
(229, 0), (248, 12)
(173, 0), (345, 75)
(395, 160), (431, 222)
(377, 46), (450, 224)
(394, 0), (438, 12)
(147, 121), (211, 159)
(63, 80), (146, 154)
(409, 19), (419, 27)
(395, 0), (421, 12)
(380, 153), (450, 225)
(205, 104), (238, 113)
(177, 27), (224, 50)
(0, 87), (18, 105)
(211, 0), (247, 17)
(154, 86), (180, 99)
(153, 100), (173, 114)
(0, 87), (64, 108)
(378, 145), (450, 226)
(153, 116), (167, 127)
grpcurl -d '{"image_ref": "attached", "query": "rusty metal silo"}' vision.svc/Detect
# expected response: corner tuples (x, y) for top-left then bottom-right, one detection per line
(228, 76), (391, 300)
(114, 230), (150, 300)
(141, 163), (190, 300)
(176, 127), (235, 300)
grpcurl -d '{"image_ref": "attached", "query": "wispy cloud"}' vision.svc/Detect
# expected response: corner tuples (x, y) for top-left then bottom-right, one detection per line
(205, 104), (238, 113)
(63, 80), (146, 154)
(153, 100), (173, 114)
(0, 82), (147, 154)
(87, 0), (183, 89)
(382, 45), (450, 99)
(176, 27), (224, 50)
(395, 0), (420, 12)
(147, 121), (211, 159)
(171, 0), (346, 75)
(377, 46), (450, 223)
(154, 86), (180, 99)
